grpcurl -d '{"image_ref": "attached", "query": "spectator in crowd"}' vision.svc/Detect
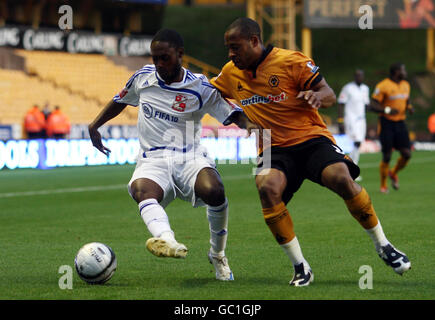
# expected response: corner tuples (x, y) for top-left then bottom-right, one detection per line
(42, 102), (52, 119)
(42, 101), (52, 138)
(428, 112), (435, 141)
(24, 104), (46, 139)
(46, 106), (71, 139)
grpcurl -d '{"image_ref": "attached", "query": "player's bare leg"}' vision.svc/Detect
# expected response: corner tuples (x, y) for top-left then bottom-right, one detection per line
(389, 148), (411, 190)
(380, 150), (392, 193)
(195, 168), (234, 280)
(321, 162), (411, 275)
(256, 169), (313, 286)
(131, 178), (188, 259)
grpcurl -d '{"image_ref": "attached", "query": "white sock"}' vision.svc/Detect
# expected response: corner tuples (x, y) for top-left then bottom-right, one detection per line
(350, 147), (360, 165)
(207, 198), (229, 257)
(139, 199), (174, 240)
(365, 222), (390, 252)
(280, 237), (308, 267)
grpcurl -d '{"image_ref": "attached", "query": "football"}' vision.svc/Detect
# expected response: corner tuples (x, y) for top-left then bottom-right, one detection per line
(74, 242), (117, 284)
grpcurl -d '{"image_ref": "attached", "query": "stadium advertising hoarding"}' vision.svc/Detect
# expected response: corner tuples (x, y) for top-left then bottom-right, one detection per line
(0, 137), (259, 170)
(304, 0), (435, 28)
(0, 26), (152, 56)
(0, 135), (379, 170)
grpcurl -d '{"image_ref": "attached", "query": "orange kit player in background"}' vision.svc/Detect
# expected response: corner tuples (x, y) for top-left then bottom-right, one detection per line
(24, 104), (46, 139)
(46, 106), (71, 139)
(370, 63), (414, 194)
(211, 18), (411, 286)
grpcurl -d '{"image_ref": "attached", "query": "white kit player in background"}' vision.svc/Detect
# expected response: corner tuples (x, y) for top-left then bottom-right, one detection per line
(88, 29), (247, 281)
(337, 69), (370, 181)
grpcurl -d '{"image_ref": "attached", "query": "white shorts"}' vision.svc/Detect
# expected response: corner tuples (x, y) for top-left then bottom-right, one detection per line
(127, 145), (216, 208)
(345, 117), (366, 143)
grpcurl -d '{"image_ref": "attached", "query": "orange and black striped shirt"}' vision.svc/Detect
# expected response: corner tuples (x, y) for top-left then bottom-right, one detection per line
(211, 46), (334, 152)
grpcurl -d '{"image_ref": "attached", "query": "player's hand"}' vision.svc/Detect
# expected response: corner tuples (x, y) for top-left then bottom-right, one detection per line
(296, 90), (322, 109)
(407, 105), (415, 115)
(246, 121), (262, 138)
(89, 126), (111, 156)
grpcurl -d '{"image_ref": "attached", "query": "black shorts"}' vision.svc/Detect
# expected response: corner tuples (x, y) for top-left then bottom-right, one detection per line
(379, 117), (411, 153)
(256, 136), (360, 204)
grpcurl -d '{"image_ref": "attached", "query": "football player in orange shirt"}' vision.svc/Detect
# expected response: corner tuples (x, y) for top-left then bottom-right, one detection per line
(212, 18), (411, 286)
(370, 63), (414, 194)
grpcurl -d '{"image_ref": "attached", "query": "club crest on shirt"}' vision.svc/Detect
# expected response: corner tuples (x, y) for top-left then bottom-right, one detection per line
(141, 103), (153, 118)
(118, 88), (128, 98)
(172, 94), (187, 112)
(268, 75), (279, 88)
(306, 61), (319, 74)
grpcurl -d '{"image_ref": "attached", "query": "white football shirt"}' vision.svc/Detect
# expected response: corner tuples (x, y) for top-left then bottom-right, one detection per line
(338, 82), (370, 123)
(113, 65), (240, 157)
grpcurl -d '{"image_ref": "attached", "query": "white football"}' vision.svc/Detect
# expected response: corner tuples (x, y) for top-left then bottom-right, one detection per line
(74, 242), (117, 284)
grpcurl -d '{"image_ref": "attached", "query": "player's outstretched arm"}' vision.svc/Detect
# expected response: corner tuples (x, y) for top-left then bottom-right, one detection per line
(88, 100), (127, 156)
(296, 78), (336, 109)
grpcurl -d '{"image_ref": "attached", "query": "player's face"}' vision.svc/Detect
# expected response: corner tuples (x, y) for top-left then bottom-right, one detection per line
(224, 28), (259, 70)
(354, 70), (364, 85)
(151, 41), (183, 83)
(398, 65), (407, 80)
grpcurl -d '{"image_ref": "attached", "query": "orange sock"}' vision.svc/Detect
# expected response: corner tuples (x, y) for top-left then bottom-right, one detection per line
(379, 161), (389, 188)
(345, 188), (379, 229)
(262, 202), (295, 245)
(391, 156), (409, 176)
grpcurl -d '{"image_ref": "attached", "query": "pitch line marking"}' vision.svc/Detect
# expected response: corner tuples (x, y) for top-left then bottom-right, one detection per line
(1, 154), (434, 198)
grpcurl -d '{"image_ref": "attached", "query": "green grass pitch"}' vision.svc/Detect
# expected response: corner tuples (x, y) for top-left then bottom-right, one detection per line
(1, 151), (434, 300)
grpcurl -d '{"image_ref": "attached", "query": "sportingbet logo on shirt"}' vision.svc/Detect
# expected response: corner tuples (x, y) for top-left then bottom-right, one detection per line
(240, 92), (287, 106)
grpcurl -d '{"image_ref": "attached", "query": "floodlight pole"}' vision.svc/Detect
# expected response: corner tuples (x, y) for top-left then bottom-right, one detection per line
(302, 27), (312, 58)
(427, 28), (434, 72)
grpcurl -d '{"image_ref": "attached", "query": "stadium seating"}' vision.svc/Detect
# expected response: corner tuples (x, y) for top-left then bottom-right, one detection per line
(1, 49), (226, 130)
(0, 50), (140, 126)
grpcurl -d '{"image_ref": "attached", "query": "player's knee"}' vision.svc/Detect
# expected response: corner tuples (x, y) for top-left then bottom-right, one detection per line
(382, 153), (392, 163)
(322, 164), (356, 197)
(401, 149), (412, 160)
(199, 181), (226, 206)
(131, 188), (161, 204)
(256, 179), (282, 202)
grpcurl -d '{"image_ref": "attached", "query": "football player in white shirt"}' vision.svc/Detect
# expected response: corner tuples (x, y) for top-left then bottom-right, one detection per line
(88, 29), (248, 281)
(337, 69), (370, 180)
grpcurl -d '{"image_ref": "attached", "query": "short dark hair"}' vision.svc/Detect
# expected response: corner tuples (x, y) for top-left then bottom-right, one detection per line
(152, 29), (184, 49)
(227, 17), (262, 41)
(390, 62), (404, 76)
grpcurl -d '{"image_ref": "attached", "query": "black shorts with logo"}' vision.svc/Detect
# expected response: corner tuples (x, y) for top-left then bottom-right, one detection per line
(379, 117), (411, 153)
(256, 136), (360, 204)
